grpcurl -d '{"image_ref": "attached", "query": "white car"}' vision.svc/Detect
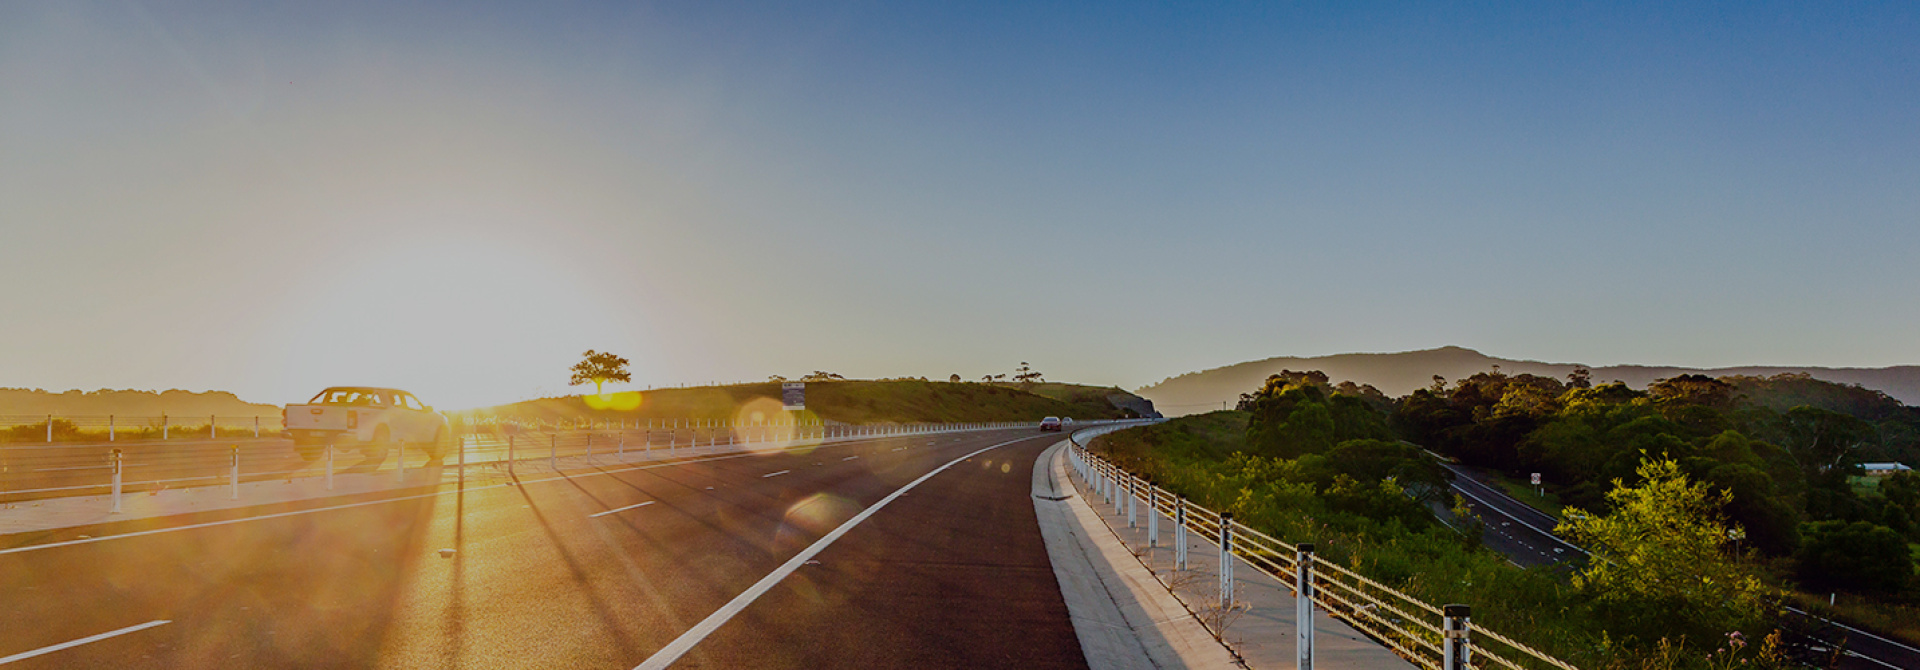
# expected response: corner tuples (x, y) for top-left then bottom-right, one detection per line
(284, 387), (450, 460)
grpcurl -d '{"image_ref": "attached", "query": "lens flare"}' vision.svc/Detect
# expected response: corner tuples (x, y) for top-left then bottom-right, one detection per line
(731, 396), (825, 454)
(582, 391), (642, 411)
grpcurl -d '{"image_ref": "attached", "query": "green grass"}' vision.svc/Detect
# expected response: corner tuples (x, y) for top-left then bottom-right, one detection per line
(1848, 475), (1882, 498)
(479, 380), (1144, 425)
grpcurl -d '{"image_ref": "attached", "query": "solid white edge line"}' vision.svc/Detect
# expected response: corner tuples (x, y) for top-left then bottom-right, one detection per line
(841, 456), (858, 461)
(760, 470), (790, 478)
(0, 620), (170, 665)
(589, 501), (655, 518)
(632, 436), (1032, 670)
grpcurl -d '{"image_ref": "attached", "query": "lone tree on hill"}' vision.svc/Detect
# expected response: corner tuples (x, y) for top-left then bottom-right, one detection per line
(949, 374), (962, 383)
(570, 350), (631, 396)
(1014, 362), (1044, 386)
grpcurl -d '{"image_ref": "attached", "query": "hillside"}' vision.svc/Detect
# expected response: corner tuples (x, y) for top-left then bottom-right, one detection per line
(1138, 346), (1920, 416)
(481, 380), (1156, 424)
(0, 388), (281, 419)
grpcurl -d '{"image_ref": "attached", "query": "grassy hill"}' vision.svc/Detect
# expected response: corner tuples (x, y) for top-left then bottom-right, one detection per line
(0, 388), (280, 419)
(478, 380), (1152, 424)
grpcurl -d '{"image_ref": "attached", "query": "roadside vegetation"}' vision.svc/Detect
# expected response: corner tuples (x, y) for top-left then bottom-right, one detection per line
(481, 379), (1143, 425)
(1091, 367), (1920, 668)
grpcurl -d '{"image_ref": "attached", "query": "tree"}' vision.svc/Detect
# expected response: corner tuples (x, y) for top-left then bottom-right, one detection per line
(949, 374), (962, 383)
(1557, 457), (1774, 643)
(1796, 520), (1913, 592)
(569, 350), (631, 396)
(1014, 362), (1044, 386)
(768, 375), (787, 382)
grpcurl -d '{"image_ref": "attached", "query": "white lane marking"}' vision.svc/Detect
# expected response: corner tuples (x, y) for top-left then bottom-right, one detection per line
(1449, 483), (1586, 555)
(633, 436), (1032, 670)
(890, 447), (904, 452)
(761, 470), (790, 478)
(0, 620), (170, 665)
(841, 456), (859, 461)
(589, 501), (655, 518)
(0, 441), (874, 556)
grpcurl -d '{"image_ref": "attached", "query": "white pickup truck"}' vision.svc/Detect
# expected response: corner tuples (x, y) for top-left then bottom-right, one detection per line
(283, 387), (451, 461)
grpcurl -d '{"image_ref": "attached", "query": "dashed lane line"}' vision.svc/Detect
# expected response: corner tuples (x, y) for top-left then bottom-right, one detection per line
(589, 501), (655, 518)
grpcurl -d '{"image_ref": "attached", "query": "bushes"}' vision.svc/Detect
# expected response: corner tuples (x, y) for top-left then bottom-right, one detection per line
(1796, 520), (1915, 593)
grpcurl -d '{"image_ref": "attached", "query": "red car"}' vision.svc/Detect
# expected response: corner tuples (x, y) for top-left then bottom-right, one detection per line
(1039, 417), (1062, 432)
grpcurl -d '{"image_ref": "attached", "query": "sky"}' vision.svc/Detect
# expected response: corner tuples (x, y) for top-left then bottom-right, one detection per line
(3, 1), (1918, 410)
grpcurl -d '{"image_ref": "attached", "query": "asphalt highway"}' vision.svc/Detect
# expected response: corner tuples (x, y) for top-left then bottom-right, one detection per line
(0, 426), (876, 503)
(0, 428), (1089, 669)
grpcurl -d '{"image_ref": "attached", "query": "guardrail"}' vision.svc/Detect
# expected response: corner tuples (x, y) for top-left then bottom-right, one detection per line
(1067, 438), (1579, 670)
(0, 419), (1114, 506)
(0, 414), (282, 443)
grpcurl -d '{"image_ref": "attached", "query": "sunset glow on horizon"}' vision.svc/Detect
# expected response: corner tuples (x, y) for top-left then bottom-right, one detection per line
(4, 2), (1919, 407)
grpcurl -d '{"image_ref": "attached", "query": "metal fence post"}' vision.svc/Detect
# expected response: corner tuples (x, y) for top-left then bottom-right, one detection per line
(46, 414), (53, 443)
(326, 442), (335, 490)
(109, 415), (115, 442)
(1443, 604), (1471, 670)
(1127, 473), (1138, 528)
(618, 431), (625, 459)
(230, 445), (240, 500)
(1220, 512), (1235, 610)
(1175, 496), (1189, 569)
(397, 441), (406, 481)
(550, 433), (558, 470)
(587, 432), (594, 461)
(254, 416), (261, 438)
(1297, 542), (1316, 670)
(162, 414), (169, 440)
(508, 434), (516, 478)
(1147, 478), (1158, 547)
(211, 414), (217, 440)
(110, 449), (123, 513)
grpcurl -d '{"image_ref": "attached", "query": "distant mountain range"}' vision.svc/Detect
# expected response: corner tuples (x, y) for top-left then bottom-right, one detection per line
(1136, 346), (1920, 416)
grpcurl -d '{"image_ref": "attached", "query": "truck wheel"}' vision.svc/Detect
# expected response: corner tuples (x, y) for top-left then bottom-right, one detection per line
(363, 425), (391, 460)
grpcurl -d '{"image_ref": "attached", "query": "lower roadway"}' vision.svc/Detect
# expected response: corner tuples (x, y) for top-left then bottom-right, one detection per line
(0, 428), (1089, 669)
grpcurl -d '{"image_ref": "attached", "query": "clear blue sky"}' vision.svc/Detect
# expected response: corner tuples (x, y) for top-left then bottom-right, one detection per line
(3, 2), (1917, 408)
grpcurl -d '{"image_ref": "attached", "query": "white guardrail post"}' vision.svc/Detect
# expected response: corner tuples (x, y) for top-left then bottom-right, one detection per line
(109, 448), (123, 513)
(1146, 477), (1158, 547)
(550, 433), (557, 470)
(508, 434), (516, 478)
(1126, 472), (1138, 528)
(397, 441), (406, 481)
(1443, 604), (1471, 670)
(1219, 512), (1235, 610)
(230, 445), (240, 500)
(1175, 495), (1188, 569)
(326, 442), (335, 490)
(1297, 542), (1316, 670)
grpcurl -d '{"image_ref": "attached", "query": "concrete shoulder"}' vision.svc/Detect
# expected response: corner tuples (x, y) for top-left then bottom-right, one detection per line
(1031, 440), (1242, 670)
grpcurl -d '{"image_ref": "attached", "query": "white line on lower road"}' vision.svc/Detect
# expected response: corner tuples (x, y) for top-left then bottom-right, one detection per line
(589, 501), (655, 518)
(761, 470), (790, 478)
(633, 436), (1031, 670)
(0, 620), (170, 665)
(841, 456), (859, 461)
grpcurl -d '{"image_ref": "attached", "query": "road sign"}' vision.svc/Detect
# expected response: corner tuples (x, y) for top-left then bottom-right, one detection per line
(782, 382), (805, 411)
(1530, 472), (1541, 486)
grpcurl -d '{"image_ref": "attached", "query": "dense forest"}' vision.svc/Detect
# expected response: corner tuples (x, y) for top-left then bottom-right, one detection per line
(1095, 368), (1920, 667)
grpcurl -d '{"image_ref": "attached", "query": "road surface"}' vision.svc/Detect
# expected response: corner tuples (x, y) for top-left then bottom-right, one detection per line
(0, 428), (1087, 668)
